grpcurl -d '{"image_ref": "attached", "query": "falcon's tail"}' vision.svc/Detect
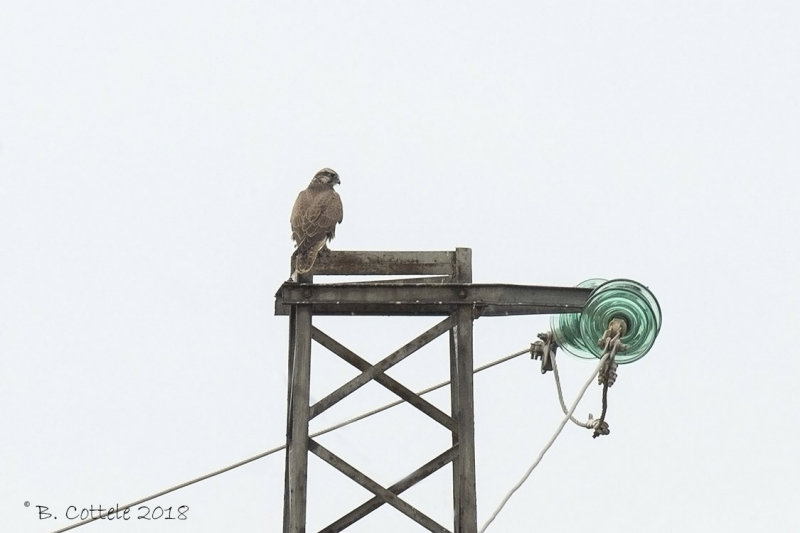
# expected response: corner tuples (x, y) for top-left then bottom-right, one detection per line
(295, 248), (319, 274)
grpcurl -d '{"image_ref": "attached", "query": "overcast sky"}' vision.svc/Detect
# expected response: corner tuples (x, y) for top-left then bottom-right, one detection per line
(2, 2), (799, 532)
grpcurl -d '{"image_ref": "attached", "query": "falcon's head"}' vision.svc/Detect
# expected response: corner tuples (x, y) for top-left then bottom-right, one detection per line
(313, 168), (340, 186)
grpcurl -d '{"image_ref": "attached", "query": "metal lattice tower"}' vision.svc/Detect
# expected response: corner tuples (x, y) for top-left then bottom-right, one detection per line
(275, 248), (592, 532)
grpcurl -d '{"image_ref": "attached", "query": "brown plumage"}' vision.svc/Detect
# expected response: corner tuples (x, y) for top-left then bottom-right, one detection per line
(290, 168), (343, 275)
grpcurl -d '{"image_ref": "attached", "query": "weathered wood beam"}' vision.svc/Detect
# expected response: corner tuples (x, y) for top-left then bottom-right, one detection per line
(346, 275), (451, 285)
(311, 326), (455, 431)
(294, 250), (459, 276)
(309, 440), (450, 533)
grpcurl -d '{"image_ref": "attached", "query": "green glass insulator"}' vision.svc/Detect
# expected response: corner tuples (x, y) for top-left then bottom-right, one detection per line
(550, 278), (662, 364)
(550, 278), (607, 360)
(579, 279), (662, 364)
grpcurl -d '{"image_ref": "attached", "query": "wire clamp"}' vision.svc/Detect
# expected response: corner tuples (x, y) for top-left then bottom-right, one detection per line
(591, 418), (610, 438)
(531, 332), (557, 374)
(598, 358), (618, 387)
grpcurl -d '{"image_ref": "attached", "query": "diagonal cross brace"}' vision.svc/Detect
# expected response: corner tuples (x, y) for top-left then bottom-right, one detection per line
(309, 439), (451, 533)
(319, 445), (459, 532)
(309, 316), (454, 419)
(310, 326), (455, 431)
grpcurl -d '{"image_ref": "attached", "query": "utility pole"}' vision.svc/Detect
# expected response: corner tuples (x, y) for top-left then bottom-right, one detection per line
(276, 248), (592, 532)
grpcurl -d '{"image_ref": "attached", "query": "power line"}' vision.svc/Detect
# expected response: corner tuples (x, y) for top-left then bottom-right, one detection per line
(49, 446), (279, 533)
(50, 346), (530, 533)
(479, 352), (611, 532)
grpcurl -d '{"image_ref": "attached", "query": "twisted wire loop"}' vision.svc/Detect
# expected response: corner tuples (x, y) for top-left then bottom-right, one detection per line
(533, 318), (629, 438)
(482, 324), (635, 530)
(592, 318), (628, 438)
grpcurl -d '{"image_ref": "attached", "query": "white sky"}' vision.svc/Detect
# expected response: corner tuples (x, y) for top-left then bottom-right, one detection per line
(2, 2), (799, 532)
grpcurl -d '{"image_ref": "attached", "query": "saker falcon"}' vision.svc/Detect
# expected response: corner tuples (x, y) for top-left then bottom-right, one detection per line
(290, 168), (343, 276)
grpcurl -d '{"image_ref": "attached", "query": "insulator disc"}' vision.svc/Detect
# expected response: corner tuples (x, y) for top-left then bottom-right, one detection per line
(580, 279), (662, 364)
(551, 279), (662, 364)
(550, 278), (606, 360)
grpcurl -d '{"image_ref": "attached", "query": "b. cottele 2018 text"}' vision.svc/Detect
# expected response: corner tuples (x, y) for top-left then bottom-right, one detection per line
(35, 504), (189, 521)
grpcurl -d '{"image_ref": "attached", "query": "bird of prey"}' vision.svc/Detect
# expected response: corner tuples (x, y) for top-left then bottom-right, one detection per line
(290, 168), (343, 276)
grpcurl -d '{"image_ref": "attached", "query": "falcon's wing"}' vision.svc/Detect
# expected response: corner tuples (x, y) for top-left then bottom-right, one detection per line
(291, 189), (343, 248)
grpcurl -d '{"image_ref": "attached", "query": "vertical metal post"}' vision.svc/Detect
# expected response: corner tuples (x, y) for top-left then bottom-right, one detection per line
(284, 276), (313, 532)
(282, 307), (296, 532)
(450, 248), (477, 532)
(454, 247), (472, 285)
